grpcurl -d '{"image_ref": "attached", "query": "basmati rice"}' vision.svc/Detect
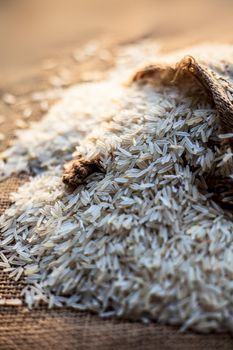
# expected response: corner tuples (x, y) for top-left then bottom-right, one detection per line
(0, 41), (233, 333)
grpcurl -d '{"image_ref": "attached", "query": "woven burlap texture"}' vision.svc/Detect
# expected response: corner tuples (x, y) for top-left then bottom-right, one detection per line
(1, 56), (233, 350)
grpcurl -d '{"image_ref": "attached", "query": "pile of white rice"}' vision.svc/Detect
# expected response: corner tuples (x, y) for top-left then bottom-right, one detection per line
(0, 42), (233, 333)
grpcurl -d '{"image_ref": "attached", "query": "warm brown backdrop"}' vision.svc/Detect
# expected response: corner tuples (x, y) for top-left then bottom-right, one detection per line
(1, 0), (233, 87)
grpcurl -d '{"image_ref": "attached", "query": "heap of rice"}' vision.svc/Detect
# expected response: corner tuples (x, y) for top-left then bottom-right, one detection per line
(0, 42), (233, 333)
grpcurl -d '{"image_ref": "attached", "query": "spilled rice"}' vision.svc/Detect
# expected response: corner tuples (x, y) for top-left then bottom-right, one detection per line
(0, 42), (233, 333)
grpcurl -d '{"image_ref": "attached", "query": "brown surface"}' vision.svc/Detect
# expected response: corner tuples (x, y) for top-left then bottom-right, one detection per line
(0, 0), (233, 349)
(0, 307), (232, 350)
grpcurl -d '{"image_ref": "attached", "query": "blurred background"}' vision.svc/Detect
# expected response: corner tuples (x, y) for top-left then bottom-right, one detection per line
(0, 0), (232, 149)
(1, 0), (233, 72)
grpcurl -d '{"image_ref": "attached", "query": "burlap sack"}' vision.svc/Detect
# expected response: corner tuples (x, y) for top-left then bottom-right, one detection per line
(0, 55), (233, 350)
